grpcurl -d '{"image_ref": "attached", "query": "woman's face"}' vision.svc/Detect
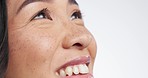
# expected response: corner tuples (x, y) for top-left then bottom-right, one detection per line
(6, 0), (97, 78)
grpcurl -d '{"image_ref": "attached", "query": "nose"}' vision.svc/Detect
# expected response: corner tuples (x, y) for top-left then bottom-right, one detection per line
(62, 27), (93, 50)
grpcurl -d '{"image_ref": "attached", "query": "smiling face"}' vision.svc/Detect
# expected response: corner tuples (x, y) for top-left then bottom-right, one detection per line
(5, 0), (97, 78)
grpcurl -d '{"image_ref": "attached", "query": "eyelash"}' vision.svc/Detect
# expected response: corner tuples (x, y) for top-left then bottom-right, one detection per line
(32, 8), (82, 21)
(71, 10), (82, 20)
(32, 8), (52, 21)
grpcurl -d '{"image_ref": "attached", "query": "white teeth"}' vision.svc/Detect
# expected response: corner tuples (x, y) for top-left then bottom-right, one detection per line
(73, 65), (79, 75)
(59, 69), (66, 77)
(65, 66), (73, 76)
(78, 64), (89, 74)
(84, 64), (89, 73)
(58, 64), (89, 77)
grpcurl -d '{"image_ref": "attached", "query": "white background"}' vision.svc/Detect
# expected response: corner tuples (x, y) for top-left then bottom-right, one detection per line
(77, 0), (148, 78)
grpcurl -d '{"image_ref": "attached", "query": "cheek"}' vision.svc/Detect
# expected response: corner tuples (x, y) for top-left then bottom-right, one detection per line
(8, 30), (57, 70)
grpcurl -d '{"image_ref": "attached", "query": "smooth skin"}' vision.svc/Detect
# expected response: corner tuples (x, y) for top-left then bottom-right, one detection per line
(5, 0), (97, 78)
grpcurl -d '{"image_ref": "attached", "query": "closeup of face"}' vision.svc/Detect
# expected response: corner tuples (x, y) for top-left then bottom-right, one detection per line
(5, 0), (97, 78)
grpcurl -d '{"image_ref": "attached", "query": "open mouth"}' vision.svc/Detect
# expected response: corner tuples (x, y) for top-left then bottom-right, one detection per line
(56, 56), (93, 78)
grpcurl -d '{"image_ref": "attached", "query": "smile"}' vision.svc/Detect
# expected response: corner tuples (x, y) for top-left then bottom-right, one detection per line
(56, 56), (93, 78)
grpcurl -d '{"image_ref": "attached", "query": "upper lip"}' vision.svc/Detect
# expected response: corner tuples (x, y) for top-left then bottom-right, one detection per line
(56, 56), (90, 72)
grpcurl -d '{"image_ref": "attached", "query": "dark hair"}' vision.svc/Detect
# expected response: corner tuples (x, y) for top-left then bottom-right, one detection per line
(0, 0), (8, 77)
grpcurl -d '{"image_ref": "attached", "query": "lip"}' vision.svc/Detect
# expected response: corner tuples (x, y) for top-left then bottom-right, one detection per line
(61, 73), (93, 78)
(56, 56), (90, 72)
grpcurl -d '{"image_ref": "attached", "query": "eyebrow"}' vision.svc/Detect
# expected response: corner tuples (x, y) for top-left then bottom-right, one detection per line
(69, 0), (78, 5)
(17, 0), (78, 14)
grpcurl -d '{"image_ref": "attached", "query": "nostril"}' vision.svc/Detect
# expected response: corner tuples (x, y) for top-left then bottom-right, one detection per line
(62, 34), (92, 50)
(72, 43), (82, 47)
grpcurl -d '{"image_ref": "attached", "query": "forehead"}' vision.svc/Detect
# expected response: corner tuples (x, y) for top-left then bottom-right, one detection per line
(17, 0), (78, 13)
(7, 0), (78, 20)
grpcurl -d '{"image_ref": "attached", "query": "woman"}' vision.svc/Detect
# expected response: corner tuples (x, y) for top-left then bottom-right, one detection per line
(0, 0), (97, 78)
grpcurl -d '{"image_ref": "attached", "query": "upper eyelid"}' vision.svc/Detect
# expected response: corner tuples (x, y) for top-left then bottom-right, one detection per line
(71, 9), (81, 15)
(71, 10), (83, 19)
(30, 8), (49, 21)
(29, 8), (82, 21)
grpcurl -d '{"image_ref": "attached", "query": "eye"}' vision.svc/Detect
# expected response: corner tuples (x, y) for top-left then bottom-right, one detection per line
(70, 11), (82, 20)
(32, 8), (52, 20)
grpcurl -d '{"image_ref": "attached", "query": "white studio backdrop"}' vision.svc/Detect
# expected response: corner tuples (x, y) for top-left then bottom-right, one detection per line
(77, 0), (148, 78)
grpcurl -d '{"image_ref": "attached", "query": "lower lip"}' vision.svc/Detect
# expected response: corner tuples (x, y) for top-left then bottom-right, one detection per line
(62, 74), (93, 78)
